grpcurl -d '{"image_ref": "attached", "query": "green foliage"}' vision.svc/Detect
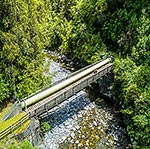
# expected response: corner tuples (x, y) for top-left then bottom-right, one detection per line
(7, 145), (18, 149)
(131, 9), (150, 65)
(20, 139), (33, 149)
(40, 121), (51, 133)
(102, 0), (149, 55)
(0, 0), (51, 101)
(7, 139), (34, 149)
(114, 57), (150, 148)
(0, 138), (34, 149)
(57, 0), (108, 63)
(0, 74), (10, 102)
(104, 1), (150, 148)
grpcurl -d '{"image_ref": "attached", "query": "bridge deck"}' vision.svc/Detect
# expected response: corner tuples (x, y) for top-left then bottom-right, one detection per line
(27, 63), (113, 118)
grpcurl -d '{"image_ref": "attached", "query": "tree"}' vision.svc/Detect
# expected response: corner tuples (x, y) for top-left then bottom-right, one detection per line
(131, 9), (150, 65)
(114, 57), (150, 148)
(0, 0), (51, 101)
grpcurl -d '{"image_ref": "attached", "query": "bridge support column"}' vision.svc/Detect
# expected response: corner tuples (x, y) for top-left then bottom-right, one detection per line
(97, 73), (114, 100)
(45, 105), (49, 116)
(15, 117), (41, 147)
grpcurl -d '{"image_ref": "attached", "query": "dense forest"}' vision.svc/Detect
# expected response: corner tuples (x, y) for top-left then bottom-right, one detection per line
(0, 0), (150, 148)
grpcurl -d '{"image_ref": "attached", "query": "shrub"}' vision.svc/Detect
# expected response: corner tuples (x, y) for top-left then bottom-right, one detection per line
(40, 121), (51, 133)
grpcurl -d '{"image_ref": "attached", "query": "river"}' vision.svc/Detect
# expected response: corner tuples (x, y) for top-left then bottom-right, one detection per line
(39, 60), (131, 149)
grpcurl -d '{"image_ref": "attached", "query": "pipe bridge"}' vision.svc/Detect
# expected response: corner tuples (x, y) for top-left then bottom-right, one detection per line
(26, 58), (113, 118)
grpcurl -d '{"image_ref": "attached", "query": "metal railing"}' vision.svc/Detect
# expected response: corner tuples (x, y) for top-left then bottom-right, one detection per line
(0, 113), (30, 140)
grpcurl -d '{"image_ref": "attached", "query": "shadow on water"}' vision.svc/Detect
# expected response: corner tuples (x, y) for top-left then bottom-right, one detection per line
(43, 91), (91, 129)
(41, 83), (132, 148)
(44, 61), (93, 129)
(105, 114), (132, 149)
(87, 85), (133, 149)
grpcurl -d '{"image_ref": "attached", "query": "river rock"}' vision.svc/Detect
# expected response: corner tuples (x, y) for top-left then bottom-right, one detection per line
(71, 132), (75, 138)
(93, 121), (97, 126)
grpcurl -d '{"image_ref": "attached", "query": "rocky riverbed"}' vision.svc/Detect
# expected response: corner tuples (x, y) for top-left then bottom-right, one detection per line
(39, 61), (131, 149)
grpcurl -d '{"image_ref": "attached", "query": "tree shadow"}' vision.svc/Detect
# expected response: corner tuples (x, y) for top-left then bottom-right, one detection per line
(105, 111), (132, 149)
(91, 85), (133, 149)
(84, 84), (132, 149)
(0, 101), (9, 113)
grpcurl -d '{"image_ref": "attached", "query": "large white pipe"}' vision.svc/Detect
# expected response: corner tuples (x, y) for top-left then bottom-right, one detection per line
(22, 58), (111, 108)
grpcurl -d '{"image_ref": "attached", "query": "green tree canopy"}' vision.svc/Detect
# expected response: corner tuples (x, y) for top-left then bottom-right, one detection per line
(0, 0), (51, 101)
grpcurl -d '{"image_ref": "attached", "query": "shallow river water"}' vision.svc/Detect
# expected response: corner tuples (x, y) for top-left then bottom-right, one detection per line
(40, 61), (131, 149)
